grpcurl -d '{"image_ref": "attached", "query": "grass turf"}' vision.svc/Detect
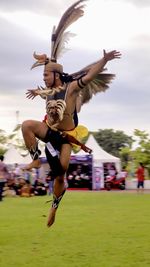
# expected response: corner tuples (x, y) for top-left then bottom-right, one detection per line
(0, 191), (150, 267)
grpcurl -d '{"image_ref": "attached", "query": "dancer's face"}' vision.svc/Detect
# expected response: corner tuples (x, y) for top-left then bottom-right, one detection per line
(43, 70), (54, 87)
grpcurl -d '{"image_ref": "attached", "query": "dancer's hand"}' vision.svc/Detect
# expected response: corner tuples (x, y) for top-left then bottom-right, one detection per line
(26, 89), (39, 99)
(103, 49), (121, 62)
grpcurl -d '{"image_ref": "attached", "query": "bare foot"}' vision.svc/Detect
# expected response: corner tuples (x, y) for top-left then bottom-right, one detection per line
(47, 207), (57, 228)
(22, 159), (41, 171)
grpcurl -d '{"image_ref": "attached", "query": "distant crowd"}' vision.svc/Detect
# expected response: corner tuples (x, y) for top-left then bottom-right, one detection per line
(5, 175), (53, 197)
(0, 158), (54, 200)
(0, 154), (146, 201)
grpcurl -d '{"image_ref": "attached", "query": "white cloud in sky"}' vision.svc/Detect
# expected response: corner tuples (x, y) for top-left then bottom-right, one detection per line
(0, 0), (150, 137)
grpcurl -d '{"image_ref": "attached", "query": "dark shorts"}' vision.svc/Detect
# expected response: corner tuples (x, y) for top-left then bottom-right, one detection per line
(137, 181), (144, 188)
(44, 128), (69, 151)
(43, 128), (70, 177)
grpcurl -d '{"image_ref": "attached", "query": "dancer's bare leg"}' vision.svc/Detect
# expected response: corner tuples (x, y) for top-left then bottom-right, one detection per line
(21, 120), (48, 170)
(47, 143), (71, 227)
(47, 175), (65, 227)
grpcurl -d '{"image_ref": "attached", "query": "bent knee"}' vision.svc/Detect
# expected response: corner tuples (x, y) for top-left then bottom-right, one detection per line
(61, 162), (69, 174)
(21, 120), (34, 132)
(57, 175), (65, 184)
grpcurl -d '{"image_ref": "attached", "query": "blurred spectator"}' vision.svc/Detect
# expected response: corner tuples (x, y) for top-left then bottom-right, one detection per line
(45, 171), (54, 195)
(136, 162), (145, 193)
(67, 164), (91, 189)
(13, 163), (22, 178)
(106, 165), (118, 181)
(20, 179), (33, 197)
(23, 169), (32, 183)
(0, 155), (10, 201)
(33, 178), (47, 196)
(109, 165), (118, 177)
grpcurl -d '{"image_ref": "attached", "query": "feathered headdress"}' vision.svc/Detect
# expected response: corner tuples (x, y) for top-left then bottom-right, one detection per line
(31, 0), (87, 72)
(31, 0), (116, 112)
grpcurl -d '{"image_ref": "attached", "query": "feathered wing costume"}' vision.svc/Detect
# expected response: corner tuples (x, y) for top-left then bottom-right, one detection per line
(31, 0), (115, 113)
(70, 63), (115, 112)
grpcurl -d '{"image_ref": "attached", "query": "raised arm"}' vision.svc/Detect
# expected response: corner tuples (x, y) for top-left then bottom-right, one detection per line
(70, 49), (121, 93)
(82, 49), (121, 84)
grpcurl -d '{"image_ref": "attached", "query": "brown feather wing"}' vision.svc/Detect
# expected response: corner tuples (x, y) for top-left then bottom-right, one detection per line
(75, 72), (115, 113)
(80, 73), (115, 104)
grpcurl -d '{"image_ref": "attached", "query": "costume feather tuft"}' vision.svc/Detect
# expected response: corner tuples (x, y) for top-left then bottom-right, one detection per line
(51, 0), (87, 61)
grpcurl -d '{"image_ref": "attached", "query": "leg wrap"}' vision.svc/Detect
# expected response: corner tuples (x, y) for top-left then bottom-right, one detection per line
(52, 189), (66, 209)
(45, 144), (65, 177)
(29, 143), (41, 160)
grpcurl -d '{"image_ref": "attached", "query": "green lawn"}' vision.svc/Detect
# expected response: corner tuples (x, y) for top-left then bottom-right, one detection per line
(1, 191), (150, 267)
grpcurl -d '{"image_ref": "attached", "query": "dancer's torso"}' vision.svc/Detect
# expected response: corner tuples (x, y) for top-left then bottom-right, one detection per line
(46, 83), (78, 131)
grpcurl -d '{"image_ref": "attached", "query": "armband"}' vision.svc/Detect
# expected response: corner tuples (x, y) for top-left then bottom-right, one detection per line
(77, 77), (86, 89)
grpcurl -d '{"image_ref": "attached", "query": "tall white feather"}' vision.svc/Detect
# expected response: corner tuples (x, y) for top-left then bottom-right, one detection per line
(56, 32), (76, 59)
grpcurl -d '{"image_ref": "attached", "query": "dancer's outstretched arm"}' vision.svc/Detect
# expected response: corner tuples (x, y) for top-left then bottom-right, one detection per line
(83, 49), (121, 84)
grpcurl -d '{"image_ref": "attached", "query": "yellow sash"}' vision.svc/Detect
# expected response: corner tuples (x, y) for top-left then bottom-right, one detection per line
(65, 125), (88, 151)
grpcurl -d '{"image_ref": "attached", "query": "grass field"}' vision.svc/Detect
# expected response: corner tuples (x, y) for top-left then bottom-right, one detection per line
(1, 190), (150, 267)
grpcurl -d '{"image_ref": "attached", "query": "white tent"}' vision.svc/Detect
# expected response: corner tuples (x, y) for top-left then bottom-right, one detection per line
(22, 153), (32, 164)
(73, 134), (120, 167)
(4, 145), (24, 164)
(72, 134), (121, 189)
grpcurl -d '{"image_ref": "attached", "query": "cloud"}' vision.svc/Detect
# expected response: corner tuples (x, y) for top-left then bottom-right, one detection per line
(0, 15), (45, 92)
(0, 0), (67, 15)
(119, 0), (150, 8)
(0, 0), (150, 137)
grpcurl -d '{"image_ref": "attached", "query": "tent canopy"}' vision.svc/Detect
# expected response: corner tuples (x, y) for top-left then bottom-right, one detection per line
(4, 145), (24, 164)
(72, 134), (121, 169)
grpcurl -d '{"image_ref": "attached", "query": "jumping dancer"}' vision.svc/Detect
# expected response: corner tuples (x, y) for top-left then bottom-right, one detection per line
(22, 0), (121, 227)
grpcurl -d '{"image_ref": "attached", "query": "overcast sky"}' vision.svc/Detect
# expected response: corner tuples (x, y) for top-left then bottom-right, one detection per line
(0, 0), (150, 138)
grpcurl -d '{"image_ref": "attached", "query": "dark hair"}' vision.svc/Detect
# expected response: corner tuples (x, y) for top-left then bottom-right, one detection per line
(59, 72), (74, 83)
(139, 162), (144, 167)
(56, 72), (85, 84)
(0, 155), (4, 161)
(51, 71), (73, 87)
